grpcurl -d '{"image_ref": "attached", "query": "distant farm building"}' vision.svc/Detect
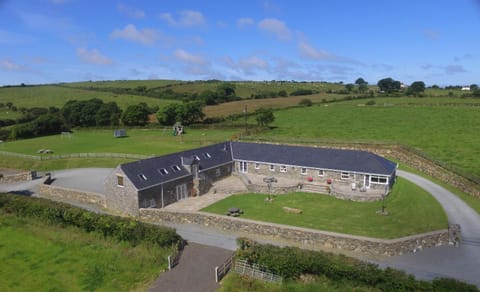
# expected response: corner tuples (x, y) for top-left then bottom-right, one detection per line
(172, 122), (184, 136)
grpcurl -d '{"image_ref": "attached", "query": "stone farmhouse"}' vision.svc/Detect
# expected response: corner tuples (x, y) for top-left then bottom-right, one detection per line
(105, 141), (397, 215)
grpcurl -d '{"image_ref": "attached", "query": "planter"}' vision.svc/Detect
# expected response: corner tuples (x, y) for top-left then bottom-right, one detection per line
(327, 178), (332, 184)
(307, 177), (313, 182)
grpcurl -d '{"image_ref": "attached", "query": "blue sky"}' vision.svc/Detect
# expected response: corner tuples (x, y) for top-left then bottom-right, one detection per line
(1, 0), (479, 86)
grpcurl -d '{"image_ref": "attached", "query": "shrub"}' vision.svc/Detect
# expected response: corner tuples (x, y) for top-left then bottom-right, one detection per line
(235, 239), (476, 291)
(366, 100), (376, 106)
(0, 194), (183, 248)
(298, 98), (313, 107)
(290, 89), (314, 96)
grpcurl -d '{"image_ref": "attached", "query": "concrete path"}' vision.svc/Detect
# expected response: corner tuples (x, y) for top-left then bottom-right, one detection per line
(379, 170), (480, 286)
(148, 243), (234, 292)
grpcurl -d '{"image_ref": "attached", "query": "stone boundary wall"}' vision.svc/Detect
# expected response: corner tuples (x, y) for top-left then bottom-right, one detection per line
(373, 146), (479, 198)
(0, 171), (34, 184)
(39, 177), (106, 208)
(139, 209), (449, 257)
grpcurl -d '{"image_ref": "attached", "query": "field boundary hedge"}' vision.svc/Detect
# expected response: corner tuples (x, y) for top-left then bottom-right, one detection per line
(236, 238), (478, 291)
(0, 193), (183, 248)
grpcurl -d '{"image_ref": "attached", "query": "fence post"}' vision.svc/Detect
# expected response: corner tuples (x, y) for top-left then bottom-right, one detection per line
(215, 266), (219, 283)
(168, 255), (172, 271)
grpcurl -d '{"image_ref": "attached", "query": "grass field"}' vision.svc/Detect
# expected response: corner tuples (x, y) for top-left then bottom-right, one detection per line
(0, 85), (176, 110)
(219, 273), (376, 292)
(0, 128), (236, 156)
(264, 101), (480, 177)
(0, 214), (172, 291)
(202, 177), (447, 239)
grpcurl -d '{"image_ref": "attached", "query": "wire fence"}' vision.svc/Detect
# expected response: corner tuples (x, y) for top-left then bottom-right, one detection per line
(215, 254), (234, 283)
(0, 151), (152, 161)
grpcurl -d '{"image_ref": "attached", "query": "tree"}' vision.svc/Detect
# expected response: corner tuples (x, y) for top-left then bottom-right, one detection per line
(121, 103), (149, 126)
(345, 83), (355, 92)
(217, 82), (236, 97)
(255, 108), (275, 127)
(377, 77), (401, 93)
(470, 84), (479, 91)
(157, 103), (180, 125)
(156, 101), (205, 126)
(355, 78), (368, 92)
(408, 81), (426, 96)
(278, 90), (288, 97)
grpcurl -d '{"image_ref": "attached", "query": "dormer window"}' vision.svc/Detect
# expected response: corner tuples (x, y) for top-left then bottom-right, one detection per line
(138, 174), (147, 181)
(158, 168), (169, 175)
(171, 165), (181, 172)
(203, 152), (211, 159)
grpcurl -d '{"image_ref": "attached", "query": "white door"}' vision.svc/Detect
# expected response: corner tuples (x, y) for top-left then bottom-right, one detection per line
(176, 184), (188, 200)
(239, 161), (248, 173)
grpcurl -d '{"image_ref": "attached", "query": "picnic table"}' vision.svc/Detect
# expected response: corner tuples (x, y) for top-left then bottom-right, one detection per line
(227, 207), (242, 217)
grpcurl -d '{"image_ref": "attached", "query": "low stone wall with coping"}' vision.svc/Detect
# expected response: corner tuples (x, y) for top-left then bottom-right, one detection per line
(0, 171), (35, 184)
(39, 176), (106, 208)
(139, 209), (449, 257)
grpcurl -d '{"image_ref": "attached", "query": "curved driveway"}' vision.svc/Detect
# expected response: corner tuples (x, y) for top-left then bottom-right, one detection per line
(380, 170), (480, 286)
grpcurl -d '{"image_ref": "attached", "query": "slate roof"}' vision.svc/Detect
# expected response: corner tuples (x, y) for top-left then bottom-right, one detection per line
(231, 141), (397, 176)
(120, 141), (396, 190)
(121, 142), (233, 190)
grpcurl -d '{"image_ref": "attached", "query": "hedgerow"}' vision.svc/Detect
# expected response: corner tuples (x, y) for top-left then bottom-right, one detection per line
(0, 194), (183, 248)
(236, 238), (478, 291)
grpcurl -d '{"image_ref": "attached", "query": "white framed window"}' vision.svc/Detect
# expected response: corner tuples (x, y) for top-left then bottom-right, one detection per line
(158, 168), (168, 175)
(318, 170), (324, 176)
(280, 165), (287, 173)
(215, 168), (221, 177)
(255, 163), (260, 169)
(269, 164), (275, 172)
(116, 174), (124, 187)
(341, 172), (350, 179)
(370, 175), (388, 185)
(239, 161), (248, 173)
(301, 168), (307, 175)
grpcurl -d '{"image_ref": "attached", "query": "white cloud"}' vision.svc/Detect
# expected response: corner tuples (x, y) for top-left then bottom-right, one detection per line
(110, 24), (158, 45)
(298, 42), (362, 65)
(1, 59), (28, 71)
(173, 49), (208, 65)
(76, 48), (114, 65)
(258, 18), (292, 41)
(159, 10), (206, 27)
(298, 42), (335, 60)
(117, 4), (145, 19)
(223, 55), (269, 76)
(237, 17), (254, 28)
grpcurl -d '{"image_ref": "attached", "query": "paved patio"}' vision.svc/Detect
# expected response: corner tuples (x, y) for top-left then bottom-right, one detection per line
(162, 175), (248, 212)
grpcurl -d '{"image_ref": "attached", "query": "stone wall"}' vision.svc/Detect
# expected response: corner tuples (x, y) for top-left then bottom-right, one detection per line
(105, 167), (139, 215)
(39, 179), (106, 209)
(139, 209), (449, 257)
(0, 171), (35, 184)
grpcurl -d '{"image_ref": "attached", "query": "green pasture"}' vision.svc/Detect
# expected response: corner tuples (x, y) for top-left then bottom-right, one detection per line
(0, 85), (176, 110)
(202, 177), (447, 239)
(65, 79), (180, 89)
(0, 214), (172, 291)
(265, 102), (480, 177)
(0, 128), (236, 156)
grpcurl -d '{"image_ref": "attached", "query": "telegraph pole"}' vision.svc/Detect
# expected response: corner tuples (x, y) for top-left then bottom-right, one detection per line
(244, 104), (248, 135)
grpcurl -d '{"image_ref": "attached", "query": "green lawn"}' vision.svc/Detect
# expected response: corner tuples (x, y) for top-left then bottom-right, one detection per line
(266, 102), (480, 177)
(202, 178), (447, 239)
(0, 214), (172, 291)
(0, 128), (236, 156)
